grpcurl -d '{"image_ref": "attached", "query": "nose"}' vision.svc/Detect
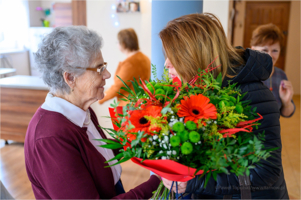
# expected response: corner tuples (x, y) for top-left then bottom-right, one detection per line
(103, 69), (111, 79)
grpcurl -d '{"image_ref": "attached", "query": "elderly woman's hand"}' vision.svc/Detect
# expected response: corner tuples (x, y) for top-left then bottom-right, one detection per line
(162, 178), (187, 193)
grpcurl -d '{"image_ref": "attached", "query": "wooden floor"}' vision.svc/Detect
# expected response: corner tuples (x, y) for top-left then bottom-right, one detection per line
(0, 96), (300, 199)
(280, 95), (300, 199)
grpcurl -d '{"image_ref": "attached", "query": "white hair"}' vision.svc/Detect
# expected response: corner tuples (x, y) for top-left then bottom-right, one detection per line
(34, 26), (103, 94)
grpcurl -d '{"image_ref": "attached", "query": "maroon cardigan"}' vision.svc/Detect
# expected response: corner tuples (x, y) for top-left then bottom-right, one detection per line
(24, 107), (160, 199)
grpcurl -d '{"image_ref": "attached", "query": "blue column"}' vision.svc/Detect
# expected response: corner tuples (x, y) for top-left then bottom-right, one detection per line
(151, 0), (203, 79)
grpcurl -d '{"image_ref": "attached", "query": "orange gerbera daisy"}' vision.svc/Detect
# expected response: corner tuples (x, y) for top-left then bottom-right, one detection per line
(129, 105), (162, 135)
(177, 94), (217, 123)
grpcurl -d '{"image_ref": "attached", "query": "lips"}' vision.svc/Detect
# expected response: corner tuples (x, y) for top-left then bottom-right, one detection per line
(170, 74), (176, 79)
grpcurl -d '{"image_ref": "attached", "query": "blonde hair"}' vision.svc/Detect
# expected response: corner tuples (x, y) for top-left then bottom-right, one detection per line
(159, 13), (245, 81)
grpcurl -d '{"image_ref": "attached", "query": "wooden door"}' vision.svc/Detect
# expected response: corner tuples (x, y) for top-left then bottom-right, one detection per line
(243, 1), (290, 71)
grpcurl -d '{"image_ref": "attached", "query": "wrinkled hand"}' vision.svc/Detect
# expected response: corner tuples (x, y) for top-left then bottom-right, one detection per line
(279, 80), (294, 106)
(162, 178), (187, 193)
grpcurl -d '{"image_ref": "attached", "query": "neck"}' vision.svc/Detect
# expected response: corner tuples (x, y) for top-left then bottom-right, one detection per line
(269, 66), (275, 78)
(124, 50), (139, 58)
(54, 92), (92, 111)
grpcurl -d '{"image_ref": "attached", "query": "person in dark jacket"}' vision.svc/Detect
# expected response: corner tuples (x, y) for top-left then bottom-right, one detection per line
(24, 26), (161, 199)
(159, 13), (288, 199)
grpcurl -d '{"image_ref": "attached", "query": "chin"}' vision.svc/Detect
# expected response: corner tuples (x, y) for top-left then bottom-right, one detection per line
(97, 93), (104, 100)
(97, 95), (104, 100)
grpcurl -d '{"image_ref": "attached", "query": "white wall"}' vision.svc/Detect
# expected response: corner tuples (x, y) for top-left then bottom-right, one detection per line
(87, 0), (152, 129)
(28, 0), (44, 27)
(203, 0), (229, 36)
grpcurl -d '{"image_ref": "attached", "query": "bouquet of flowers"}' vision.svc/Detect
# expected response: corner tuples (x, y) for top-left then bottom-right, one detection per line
(98, 59), (274, 199)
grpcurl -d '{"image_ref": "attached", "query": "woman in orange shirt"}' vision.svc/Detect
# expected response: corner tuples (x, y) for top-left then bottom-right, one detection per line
(99, 28), (150, 106)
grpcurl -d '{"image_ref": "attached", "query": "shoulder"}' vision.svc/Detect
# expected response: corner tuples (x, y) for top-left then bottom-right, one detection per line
(27, 107), (83, 141)
(224, 48), (273, 87)
(273, 67), (288, 80)
(127, 52), (150, 64)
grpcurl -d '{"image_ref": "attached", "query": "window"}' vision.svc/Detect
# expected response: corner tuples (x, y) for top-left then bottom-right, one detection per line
(0, 0), (29, 50)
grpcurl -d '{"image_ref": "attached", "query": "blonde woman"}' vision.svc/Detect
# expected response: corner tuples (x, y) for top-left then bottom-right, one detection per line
(160, 13), (288, 199)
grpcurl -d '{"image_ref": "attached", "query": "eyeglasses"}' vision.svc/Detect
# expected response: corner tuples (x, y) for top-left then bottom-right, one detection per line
(86, 62), (108, 75)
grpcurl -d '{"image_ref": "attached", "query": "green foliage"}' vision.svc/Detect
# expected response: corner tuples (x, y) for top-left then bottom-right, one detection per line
(152, 64), (158, 80)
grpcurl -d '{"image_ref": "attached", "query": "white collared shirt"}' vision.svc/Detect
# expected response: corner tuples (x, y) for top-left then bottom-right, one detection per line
(41, 93), (121, 184)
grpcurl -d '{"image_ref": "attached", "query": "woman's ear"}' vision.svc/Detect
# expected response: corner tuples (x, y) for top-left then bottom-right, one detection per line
(63, 71), (76, 90)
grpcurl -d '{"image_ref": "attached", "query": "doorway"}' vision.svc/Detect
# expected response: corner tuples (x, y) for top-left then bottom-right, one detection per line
(243, 1), (290, 71)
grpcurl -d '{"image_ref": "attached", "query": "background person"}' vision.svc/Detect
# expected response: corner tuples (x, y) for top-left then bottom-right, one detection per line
(160, 13), (288, 199)
(251, 23), (295, 117)
(99, 28), (150, 106)
(24, 26), (160, 199)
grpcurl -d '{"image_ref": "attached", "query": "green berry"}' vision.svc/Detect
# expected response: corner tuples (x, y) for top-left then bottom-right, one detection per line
(189, 131), (200, 143)
(186, 121), (197, 131)
(181, 142), (193, 155)
(155, 89), (165, 100)
(154, 83), (163, 90)
(235, 104), (244, 114)
(170, 135), (181, 147)
(178, 130), (189, 142)
(172, 122), (185, 132)
(146, 83), (154, 93)
(163, 86), (173, 94)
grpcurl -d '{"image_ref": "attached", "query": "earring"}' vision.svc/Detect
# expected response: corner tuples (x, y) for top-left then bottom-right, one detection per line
(71, 88), (74, 92)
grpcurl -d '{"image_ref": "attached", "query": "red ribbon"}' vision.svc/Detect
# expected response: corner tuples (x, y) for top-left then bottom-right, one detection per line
(219, 113), (263, 138)
(140, 78), (158, 101)
(131, 157), (204, 182)
(236, 113), (263, 127)
(188, 56), (221, 85)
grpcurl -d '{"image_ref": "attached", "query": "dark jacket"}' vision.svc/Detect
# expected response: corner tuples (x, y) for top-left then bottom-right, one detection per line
(24, 107), (160, 199)
(186, 49), (289, 199)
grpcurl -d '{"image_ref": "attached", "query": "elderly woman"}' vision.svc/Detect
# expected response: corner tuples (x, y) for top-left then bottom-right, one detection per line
(24, 26), (160, 199)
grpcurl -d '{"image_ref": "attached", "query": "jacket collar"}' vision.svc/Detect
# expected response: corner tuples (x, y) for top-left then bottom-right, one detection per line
(222, 48), (273, 87)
